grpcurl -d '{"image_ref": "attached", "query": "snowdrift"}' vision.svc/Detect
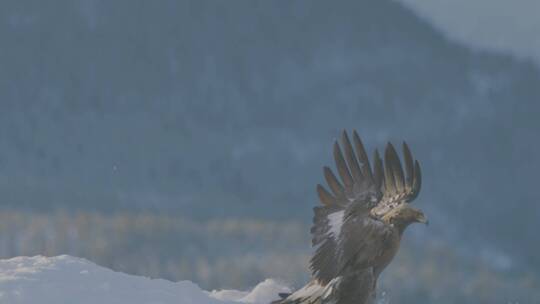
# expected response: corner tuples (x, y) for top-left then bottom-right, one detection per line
(0, 255), (290, 304)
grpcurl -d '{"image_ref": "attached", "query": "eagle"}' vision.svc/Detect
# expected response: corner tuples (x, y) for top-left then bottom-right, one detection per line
(274, 130), (426, 304)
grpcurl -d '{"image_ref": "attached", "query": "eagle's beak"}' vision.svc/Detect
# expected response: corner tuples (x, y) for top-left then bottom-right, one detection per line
(417, 213), (429, 225)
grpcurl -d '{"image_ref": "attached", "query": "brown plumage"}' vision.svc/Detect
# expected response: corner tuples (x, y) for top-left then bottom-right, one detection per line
(275, 130), (426, 304)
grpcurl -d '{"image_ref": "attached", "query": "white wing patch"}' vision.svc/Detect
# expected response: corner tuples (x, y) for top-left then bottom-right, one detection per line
(327, 210), (344, 238)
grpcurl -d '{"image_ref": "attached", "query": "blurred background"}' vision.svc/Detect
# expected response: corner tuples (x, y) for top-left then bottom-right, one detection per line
(0, 0), (539, 303)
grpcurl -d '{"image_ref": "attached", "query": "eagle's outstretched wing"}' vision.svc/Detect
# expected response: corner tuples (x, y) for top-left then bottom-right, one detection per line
(310, 130), (421, 285)
(371, 140), (421, 217)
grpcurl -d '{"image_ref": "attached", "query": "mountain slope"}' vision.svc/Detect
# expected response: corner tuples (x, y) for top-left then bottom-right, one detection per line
(0, 0), (539, 273)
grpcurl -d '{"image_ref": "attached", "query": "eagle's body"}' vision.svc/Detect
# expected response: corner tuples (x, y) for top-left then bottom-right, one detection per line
(274, 131), (426, 304)
(369, 219), (401, 278)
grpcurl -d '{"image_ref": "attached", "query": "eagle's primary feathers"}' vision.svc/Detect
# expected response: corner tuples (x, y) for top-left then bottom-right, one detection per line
(274, 130), (426, 304)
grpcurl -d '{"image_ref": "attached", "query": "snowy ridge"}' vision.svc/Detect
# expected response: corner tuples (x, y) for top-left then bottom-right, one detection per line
(0, 255), (290, 304)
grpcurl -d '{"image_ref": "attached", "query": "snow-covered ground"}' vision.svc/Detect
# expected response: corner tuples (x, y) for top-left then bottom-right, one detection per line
(0, 255), (291, 304)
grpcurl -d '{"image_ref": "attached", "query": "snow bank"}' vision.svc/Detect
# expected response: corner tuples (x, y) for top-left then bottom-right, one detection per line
(0, 255), (290, 304)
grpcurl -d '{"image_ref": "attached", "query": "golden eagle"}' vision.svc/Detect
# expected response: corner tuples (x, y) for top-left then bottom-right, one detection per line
(274, 130), (426, 304)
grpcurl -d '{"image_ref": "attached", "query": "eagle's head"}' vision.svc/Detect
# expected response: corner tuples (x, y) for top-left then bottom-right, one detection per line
(385, 204), (428, 231)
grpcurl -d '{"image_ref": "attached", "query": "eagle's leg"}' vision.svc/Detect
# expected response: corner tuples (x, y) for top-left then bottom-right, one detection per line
(330, 267), (376, 304)
(273, 268), (376, 304)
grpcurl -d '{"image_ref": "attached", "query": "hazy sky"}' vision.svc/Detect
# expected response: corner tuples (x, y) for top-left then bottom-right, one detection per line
(398, 0), (540, 64)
